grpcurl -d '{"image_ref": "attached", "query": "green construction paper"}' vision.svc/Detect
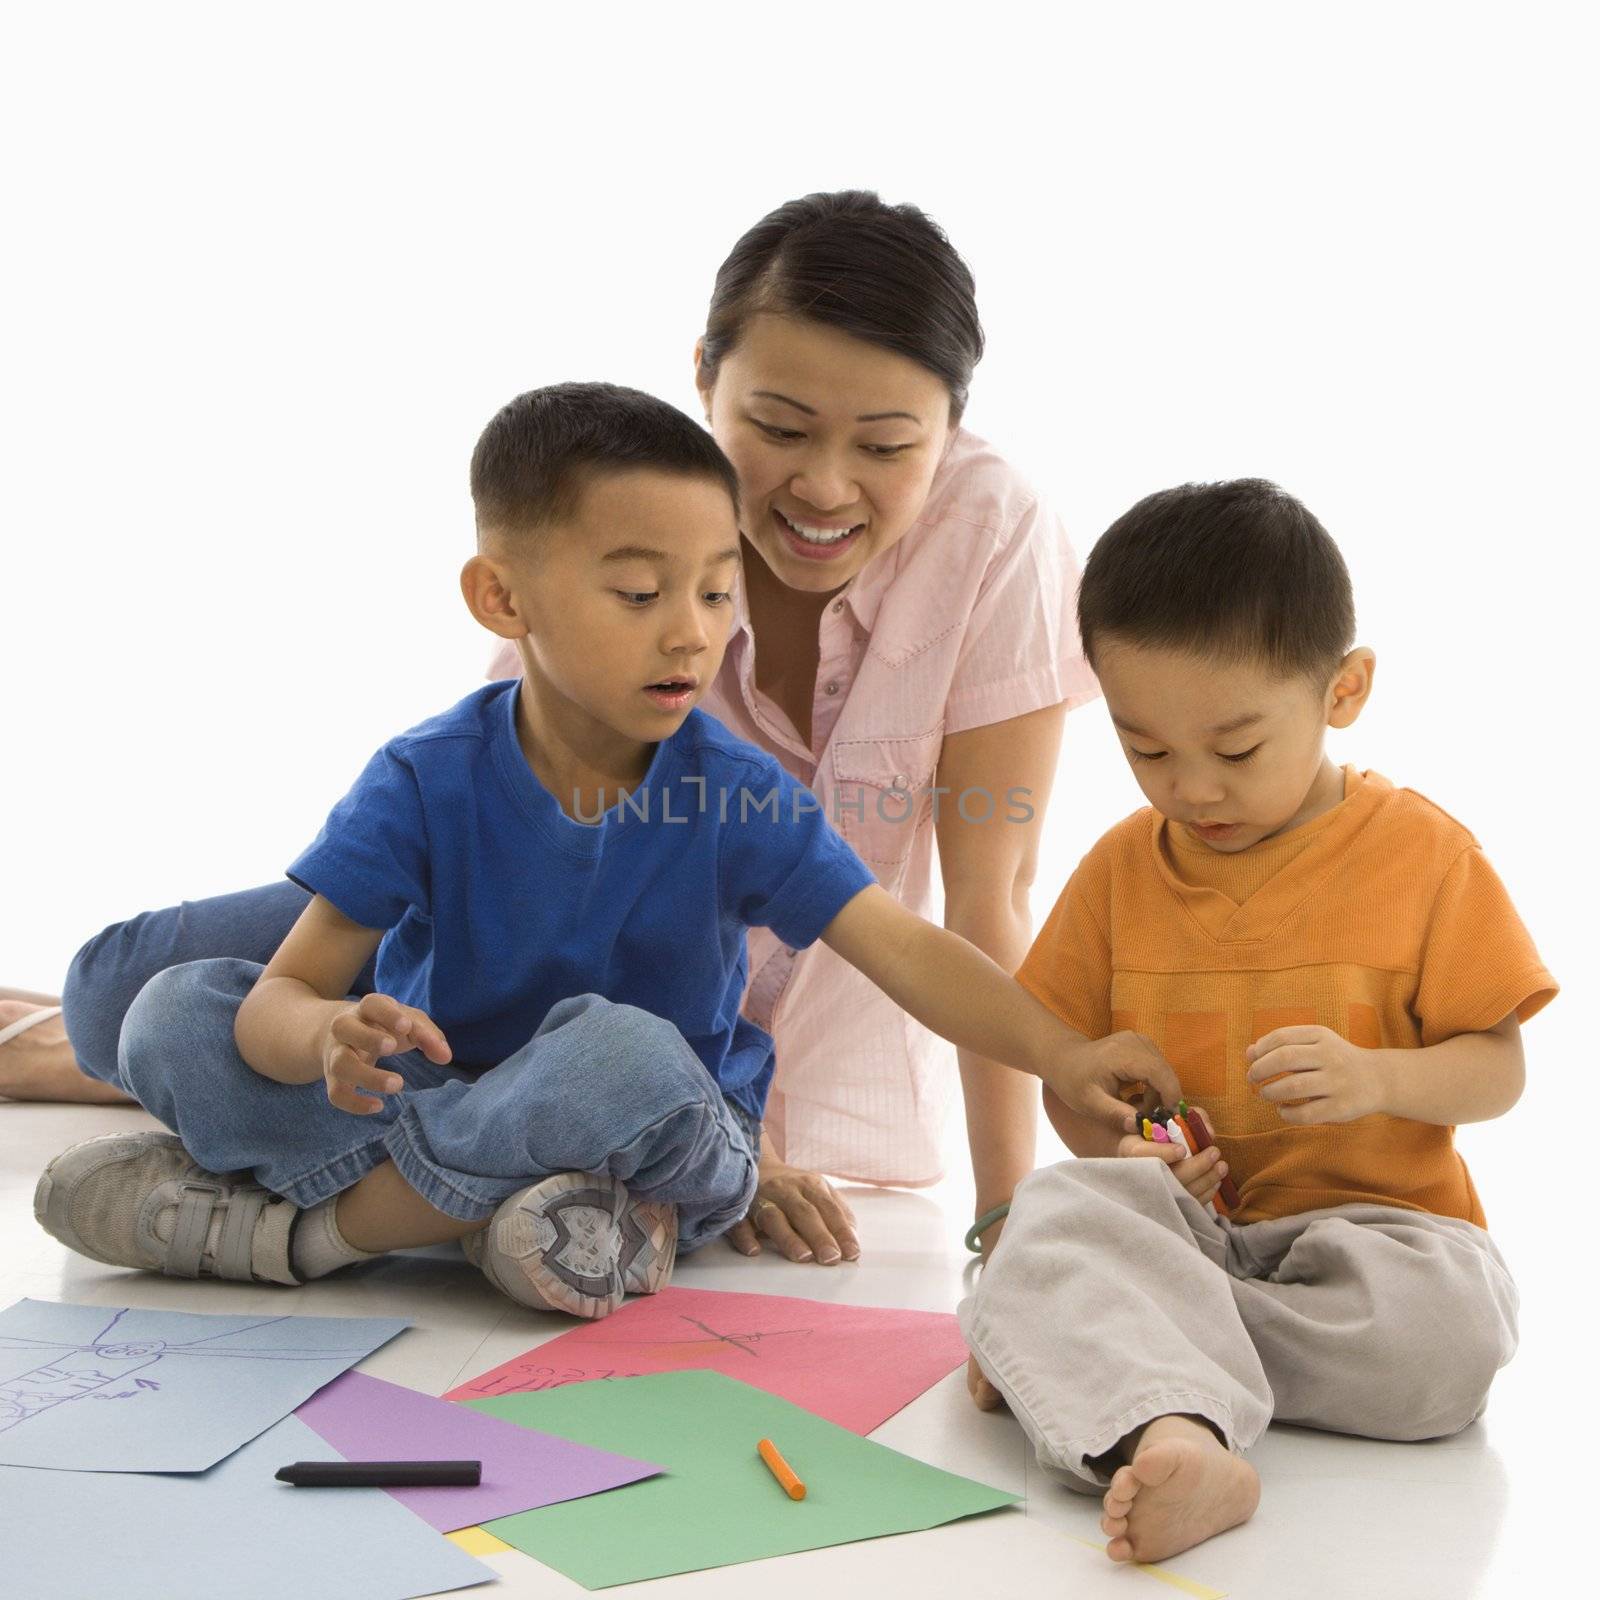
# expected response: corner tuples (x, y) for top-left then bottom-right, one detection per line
(467, 1369), (1017, 1589)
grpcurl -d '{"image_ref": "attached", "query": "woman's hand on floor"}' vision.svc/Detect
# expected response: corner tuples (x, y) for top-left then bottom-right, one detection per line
(724, 1156), (861, 1265)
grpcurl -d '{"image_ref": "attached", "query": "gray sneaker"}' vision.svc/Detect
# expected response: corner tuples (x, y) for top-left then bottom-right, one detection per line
(33, 1131), (300, 1285)
(463, 1171), (676, 1319)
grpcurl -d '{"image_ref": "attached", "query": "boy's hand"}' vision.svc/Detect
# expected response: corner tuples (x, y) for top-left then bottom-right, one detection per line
(1115, 1106), (1229, 1206)
(1245, 1025), (1382, 1122)
(1047, 1031), (1184, 1134)
(321, 994), (452, 1115)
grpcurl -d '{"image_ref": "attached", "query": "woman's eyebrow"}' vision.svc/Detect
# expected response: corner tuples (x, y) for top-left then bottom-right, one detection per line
(752, 389), (922, 425)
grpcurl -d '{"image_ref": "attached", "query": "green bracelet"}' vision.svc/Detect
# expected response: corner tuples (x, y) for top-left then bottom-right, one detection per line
(964, 1203), (1012, 1254)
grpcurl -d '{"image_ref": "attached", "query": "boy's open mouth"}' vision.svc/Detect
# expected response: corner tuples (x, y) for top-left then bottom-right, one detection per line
(642, 677), (697, 710)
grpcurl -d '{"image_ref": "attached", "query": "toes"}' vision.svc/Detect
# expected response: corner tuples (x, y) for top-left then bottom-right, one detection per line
(1131, 1439), (1185, 1489)
(1106, 1535), (1135, 1563)
(1100, 1511), (1128, 1537)
(1108, 1463), (1140, 1501)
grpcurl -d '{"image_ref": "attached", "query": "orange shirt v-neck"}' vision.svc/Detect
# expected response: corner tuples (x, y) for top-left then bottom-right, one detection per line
(1019, 769), (1557, 1226)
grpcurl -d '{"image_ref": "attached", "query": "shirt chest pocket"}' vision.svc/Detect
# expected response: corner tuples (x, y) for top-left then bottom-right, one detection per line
(829, 729), (944, 868)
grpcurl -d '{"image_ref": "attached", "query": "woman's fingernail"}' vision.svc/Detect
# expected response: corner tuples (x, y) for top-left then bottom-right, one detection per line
(820, 1250), (840, 1264)
(797, 1251), (814, 1262)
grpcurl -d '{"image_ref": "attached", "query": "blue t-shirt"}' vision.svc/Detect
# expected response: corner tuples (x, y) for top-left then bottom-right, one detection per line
(287, 682), (875, 1120)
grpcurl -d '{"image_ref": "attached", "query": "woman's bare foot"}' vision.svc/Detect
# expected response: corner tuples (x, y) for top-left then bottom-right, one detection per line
(1100, 1413), (1260, 1563)
(0, 1000), (134, 1104)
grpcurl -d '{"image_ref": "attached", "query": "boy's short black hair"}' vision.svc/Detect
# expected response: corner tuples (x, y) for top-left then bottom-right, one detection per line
(470, 382), (740, 545)
(1077, 479), (1356, 683)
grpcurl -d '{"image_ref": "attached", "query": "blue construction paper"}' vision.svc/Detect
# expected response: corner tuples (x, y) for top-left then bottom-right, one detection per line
(0, 1298), (408, 1472)
(0, 1413), (493, 1600)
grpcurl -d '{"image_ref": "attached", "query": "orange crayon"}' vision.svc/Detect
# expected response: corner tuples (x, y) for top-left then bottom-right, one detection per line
(757, 1437), (806, 1500)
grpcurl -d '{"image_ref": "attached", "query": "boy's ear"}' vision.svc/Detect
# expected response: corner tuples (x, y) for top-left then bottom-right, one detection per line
(1326, 648), (1376, 729)
(460, 553), (528, 640)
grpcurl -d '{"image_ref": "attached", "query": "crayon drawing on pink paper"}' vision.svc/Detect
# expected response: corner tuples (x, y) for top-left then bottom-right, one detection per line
(444, 1286), (969, 1434)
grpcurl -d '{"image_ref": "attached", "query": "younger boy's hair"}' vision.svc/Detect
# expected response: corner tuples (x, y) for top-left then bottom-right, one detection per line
(1077, 479), (1356, 684)
(470, 382), (740, 547)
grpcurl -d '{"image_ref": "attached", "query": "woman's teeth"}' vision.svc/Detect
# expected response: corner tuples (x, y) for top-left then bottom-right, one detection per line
(778, 509), (859, 545)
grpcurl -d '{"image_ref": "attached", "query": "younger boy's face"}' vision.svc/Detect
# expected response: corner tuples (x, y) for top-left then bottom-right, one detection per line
(1093, 640), (1371, 853)
(487, 469), (742, 751)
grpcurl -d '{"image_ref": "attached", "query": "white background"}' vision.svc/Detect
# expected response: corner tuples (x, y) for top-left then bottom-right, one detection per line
(2, 0), (1595, 1564)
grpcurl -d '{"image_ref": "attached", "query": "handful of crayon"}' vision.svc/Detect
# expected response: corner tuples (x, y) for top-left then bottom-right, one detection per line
(1140, 1100), (1242, 1214)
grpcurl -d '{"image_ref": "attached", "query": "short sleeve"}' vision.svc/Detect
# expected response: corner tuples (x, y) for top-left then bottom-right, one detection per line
(286, 745), (431, 931)
(1015, 860), (1113, 1040)
(942, 491), (1100, 736)
(1412, 846), (1558, 1044)
(719, 759), (875, 950)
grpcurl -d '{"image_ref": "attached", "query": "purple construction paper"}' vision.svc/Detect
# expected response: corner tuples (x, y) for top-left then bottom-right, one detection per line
(295, 1370), (660, 1530)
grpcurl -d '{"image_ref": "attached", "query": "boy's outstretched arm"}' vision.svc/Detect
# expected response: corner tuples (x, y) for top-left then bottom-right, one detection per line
(234, 894), (451, 1112)
(820, 884), (1181, 1129)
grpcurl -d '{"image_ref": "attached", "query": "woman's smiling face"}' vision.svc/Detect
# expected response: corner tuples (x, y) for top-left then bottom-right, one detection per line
(696, 313), (954, 594)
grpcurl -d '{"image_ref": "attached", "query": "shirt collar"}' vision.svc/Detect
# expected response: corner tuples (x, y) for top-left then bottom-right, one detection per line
(729, 544), (897, 640)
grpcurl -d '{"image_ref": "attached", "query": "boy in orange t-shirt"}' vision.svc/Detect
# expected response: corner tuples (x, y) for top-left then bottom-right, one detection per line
(959, 478), (1555, 1567)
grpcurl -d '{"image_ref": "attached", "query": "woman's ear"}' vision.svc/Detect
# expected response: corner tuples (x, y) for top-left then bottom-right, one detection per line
(460, 553), (527, 640)
(692, 337), (714, 423)
(1327, 648), (1376, 729)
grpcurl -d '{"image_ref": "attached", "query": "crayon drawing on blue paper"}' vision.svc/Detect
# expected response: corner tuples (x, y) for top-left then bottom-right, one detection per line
(0, 1298), (407, 1472)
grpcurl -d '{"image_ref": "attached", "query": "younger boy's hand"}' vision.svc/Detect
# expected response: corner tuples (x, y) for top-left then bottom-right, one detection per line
(1245, 1025), (1382, 1122)
(1115, 1107), (1229, 1207)
(1048, 1030), (1184, 1134)
(321, 993), (452, 1115)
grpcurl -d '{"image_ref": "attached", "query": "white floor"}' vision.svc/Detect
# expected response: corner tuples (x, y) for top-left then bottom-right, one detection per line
(1, 1099), (1571, 1600)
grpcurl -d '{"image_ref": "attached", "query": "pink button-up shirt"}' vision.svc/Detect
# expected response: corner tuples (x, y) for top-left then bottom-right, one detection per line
(490, 429), (1098, 1185)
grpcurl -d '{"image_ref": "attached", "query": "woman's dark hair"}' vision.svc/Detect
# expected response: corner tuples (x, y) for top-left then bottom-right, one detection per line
(1077, 479), (1356, 683)
(470, 381), (739, 544)
(699, 190), (984, 424)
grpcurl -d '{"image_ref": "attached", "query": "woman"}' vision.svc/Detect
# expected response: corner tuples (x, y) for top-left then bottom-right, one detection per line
(1, 191), (1098, 1264)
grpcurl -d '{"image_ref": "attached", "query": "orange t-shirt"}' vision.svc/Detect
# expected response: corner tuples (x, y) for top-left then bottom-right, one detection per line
(1018, 769), (1558, 1226)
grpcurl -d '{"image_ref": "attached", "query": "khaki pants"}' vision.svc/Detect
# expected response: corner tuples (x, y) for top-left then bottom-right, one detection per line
(957, 1158), (1518, 1494)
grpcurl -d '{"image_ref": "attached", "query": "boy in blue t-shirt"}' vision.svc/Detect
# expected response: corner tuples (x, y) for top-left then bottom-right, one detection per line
(36, 382), (1175, 1318)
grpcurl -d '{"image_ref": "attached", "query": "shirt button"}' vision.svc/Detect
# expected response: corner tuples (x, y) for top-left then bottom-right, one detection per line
(832, 599), (844, 614)
(824, 680), (839, 695)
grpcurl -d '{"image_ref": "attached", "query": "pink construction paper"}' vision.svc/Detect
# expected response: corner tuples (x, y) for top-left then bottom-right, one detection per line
(443, 1286), (970, 1435)
(294, 1370), (660, 1530)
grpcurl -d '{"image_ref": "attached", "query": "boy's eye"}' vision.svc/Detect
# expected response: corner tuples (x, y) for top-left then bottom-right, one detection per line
(1221, 745), (1262, 764)
(615, 590), (657, 606)
(703, 591), (732, 605)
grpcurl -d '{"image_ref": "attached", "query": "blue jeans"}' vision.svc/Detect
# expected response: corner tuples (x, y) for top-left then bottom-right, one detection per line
(62, 881), (346, 1087)
(116, 959), (760, 1253)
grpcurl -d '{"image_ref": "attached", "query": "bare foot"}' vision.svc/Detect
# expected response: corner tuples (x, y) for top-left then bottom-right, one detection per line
(1100, 1413), (1260, 1563)
(0, 1000), (134, 1105)
(966, 1354), (1008, 1412)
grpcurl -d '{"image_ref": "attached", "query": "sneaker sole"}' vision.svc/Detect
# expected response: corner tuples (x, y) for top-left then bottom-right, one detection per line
(619, 1200), (677, 1295)
(483, 1173), (628, 1319)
